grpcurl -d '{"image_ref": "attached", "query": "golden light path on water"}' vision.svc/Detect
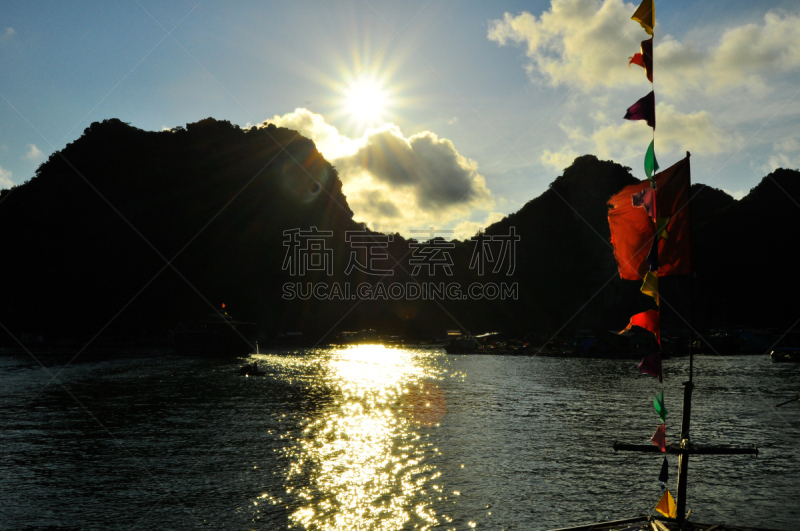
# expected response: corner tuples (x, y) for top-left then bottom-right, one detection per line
(271, 344), (452, 530)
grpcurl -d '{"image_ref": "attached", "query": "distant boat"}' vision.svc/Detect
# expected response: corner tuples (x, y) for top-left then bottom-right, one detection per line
(770, 347), (800, 363)
(238, 361), (265, 376)
(173, 312), (254, 356)
(444, 336), (483, 354)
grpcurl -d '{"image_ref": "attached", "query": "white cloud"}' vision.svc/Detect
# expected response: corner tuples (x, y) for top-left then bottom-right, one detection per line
(546, 103), (742, 174)
(24, 144), (43, 161)
(265, 109), (495, 237)
(541, 147), (579, 171)
(452, 212), (506, 241)
(448, 116), (459, 125)
(487, 0), (644, 91)
(722, 188), (747, 200)
(489, 2), (800, 97)
(592, 103), (739, 159)
(767, 138), (800, 171)
(266, 108), (361, 161)
(0, 165), (13, 189)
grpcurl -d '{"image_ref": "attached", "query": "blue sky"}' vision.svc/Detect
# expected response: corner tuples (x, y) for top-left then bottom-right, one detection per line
(2, 0), (799, 237)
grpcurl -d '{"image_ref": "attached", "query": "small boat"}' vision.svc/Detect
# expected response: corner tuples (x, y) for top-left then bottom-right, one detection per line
(769, 347), (800, 362)
(443, 336), (483, 354)
(238, 362), (265, 376)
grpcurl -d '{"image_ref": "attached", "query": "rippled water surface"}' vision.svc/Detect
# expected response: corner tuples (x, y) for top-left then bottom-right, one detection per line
(1, 347), (798, 530)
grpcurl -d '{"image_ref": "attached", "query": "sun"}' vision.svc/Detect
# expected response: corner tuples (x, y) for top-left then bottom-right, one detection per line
(343, 79), (389, 128)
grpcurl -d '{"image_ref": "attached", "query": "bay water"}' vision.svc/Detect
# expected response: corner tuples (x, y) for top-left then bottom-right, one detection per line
(1, 346), (798, 530)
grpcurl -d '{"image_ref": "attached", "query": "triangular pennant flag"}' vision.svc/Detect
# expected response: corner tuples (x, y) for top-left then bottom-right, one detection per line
(638, 353), (662, 382)
(632, 187), (655, 219)
(651, 423), (667, 452)
(654, 391), (668, 422)
(632, 0), (655, 37)
(629, 53), (645, 69)
(621, 310), (660, 344)
(655, 489), (677, 519)
(645, 140), (659, 180)
(628, 38), (654, 83)
(658, 456), (669, 485)
(641, 270), (659, 303)
(624, 91), (656, 129)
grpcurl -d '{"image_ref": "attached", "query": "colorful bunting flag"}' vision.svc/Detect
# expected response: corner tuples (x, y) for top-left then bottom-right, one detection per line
(631, 0), (655, 37)
(607, 155), (692, 280)
(628, 39), (654, 83)
(641, 270), (659, 303)
(645, 139), (659, 180)
(624, 91), (656, 129)
(658, 456), (669, 485)
(655, 489), (677, 519)
(629, 53), (645, 69)
(621, 310), (660, 344)
(654, 391), (668, 422)
(651, 423), (667, 452)
(638, 353), (662, 382)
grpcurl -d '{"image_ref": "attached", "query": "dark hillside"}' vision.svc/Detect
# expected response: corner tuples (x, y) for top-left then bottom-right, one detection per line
(0, 118), (356, 343)
(0, 120), (796, 349)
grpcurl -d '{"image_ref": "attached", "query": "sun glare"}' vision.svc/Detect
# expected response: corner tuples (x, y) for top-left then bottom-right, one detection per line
(343, 80), (388, 127)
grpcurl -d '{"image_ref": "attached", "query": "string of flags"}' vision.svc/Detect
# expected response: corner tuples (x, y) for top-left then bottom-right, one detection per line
(607, 0), (691, 520)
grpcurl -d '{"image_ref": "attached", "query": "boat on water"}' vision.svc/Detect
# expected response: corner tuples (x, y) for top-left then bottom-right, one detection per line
(238, 362), (265, 376)
(172, 311), (255, 356)
(769, 347), (800, 363)
(443, 335), (484, 354)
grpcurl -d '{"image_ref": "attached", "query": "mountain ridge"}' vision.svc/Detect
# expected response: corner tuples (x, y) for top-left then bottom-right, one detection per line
(0, 118), (796, 347)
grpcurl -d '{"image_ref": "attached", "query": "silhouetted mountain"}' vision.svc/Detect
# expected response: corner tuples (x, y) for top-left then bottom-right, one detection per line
(693, 169), (800, 329)
(0, 118), (357, 344)
(0, 119), (796, 350)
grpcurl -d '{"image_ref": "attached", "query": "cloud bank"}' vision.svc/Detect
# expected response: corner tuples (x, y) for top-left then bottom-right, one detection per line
(266, 109), (495, 239)
(490, 0), (800, 182)
(488, 1), (800, 97)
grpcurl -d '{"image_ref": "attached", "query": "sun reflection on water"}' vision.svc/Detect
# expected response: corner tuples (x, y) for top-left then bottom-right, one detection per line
(285, 344), (447, 530)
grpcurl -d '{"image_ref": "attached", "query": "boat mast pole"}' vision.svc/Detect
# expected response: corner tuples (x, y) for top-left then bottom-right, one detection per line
(675, 379), (693, 524)
(676, 151), (692, 524)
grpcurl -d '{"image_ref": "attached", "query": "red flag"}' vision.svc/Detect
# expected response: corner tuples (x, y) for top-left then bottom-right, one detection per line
(628, 39), (653, 82)
(608, 155), (692, 280)
(622, 310), (660, 344)
(624, 91), (655, 129)
(651, 423), (667, 452)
